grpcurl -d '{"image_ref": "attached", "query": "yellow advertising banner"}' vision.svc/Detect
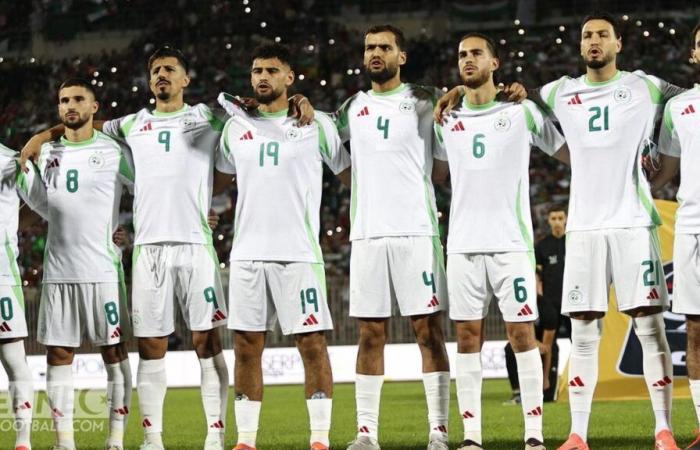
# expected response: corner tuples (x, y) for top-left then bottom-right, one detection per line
(558, 200), (688, 401)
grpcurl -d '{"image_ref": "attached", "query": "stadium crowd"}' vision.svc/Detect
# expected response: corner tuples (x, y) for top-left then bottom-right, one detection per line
(0, 0), (693, 284)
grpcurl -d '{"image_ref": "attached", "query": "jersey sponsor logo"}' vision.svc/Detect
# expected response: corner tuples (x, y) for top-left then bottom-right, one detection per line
(139, 122), (153, 132)
(285, 127), (302, 141)
(399, 101), (415, 113)
(493, 114), (511, 132)
(356, 106), (370, 117)
(567, 288), (583, 305)
(681, 104), (696, 115)
(613, 86), (632, 104)
(179, 114), (196, 129)
(88, 152), (105, 169)
(239, 130), (253, 140)
(451, 121), (465, 132)
(567, 94), (583, 105)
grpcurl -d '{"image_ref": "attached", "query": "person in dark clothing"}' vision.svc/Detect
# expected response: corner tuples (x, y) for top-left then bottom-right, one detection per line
(505, 204), (567, 403)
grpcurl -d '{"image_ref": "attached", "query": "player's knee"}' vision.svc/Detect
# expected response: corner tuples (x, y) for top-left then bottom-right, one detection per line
(234, 332), (264, 361)
(571, 318), (602, 355)
(47, 346), (74, 366)
(296, 332), (328, 362)
(686, 315), (700, 342)
(632, 313), (668, 353)
(358, 322), (387, 349)
(506, 323), (535, 352)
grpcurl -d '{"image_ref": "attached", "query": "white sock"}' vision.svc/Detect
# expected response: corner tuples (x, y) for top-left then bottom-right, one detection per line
(106, 359), (132, 446)
(423, 371), (450, 442)
(0, 340), (33, 448)
(515, 348), (544, 442)
(456, 352), (482, 444)
(137, 357), (166, 444)
(307, 398), (332, 446)
(47, 364), (75, 450)
(355, 374), (383, 441)
(690, 379), (700, 427)
(568, 318), (602, 441)
(235, 398), (261, 446)
(633, 314), (673, 434)
(213, 352), (229, 440)
(200, 354), (226, 439)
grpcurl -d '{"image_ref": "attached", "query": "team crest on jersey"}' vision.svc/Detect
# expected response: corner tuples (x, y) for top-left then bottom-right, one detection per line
(613, 86), (632, 104)
(399, 101), (415, 113)
(88, 152), (105, 169)
(567, 288), (583, 305)
(493, 114), (511, 132)
(179, 114), (196, 129)
(285, 127), (303, 141)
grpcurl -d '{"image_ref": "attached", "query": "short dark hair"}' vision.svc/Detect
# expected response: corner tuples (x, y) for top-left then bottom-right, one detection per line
(58, 78), (96, 99)
(581, 12), (621, 39)
(692, 23), (700, 48)
(365, 24), (406, 50)
(250, 43), (293, 68)
(459, 32), (499, 58)
(148, 45), (189, 73)
(547, 203), (568, 215)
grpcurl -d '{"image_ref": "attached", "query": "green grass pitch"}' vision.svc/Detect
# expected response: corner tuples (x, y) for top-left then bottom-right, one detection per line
(1, 379), (697, 449)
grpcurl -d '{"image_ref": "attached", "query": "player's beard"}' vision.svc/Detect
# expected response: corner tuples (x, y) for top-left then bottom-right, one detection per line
(62, 112), (90, 130)
(366, 61), (398, 84)
(461, 67), (491, 89)
(584, 51), (615, 69)
(254, 86), (284, 105)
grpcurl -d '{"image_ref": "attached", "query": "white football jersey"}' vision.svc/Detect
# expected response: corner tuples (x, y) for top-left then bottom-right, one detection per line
(218, 109), (350, 263)
(0, 144), (48, 286)
(31, 131), (134, 283)
(335, 83), (447, 240)
(438, 99), (564, 254)
(659, 86), (700, 234)
(540, 70), (679, 231)
(102, 103), (226, 245)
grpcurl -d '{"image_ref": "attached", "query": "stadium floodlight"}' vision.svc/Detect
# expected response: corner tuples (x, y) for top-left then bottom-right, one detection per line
(643, 30), (650, 37)
(244, 6), (251, 13)
(132, 86), (138, 92)
(93, 71), (99, 77)
(274, 36), (281, 42)
(110, 66), (117, 73)
(514, 19), (520, 25)
(111, 101), (117, 107)
(670, 28), (676, 35)
(329, 38), (335, 45)
(518, 29), (525, 35)
(658, 22), (664, 28)
(622, 14), (629, 21)
(299, 74), (305, 80)
(226, 43), (232, 49)
(320, 80), (327, 86)
(556, 38), (562, 44)
(260, 22), (267, 28)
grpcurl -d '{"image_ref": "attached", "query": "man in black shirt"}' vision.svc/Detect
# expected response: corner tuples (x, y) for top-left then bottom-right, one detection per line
(505, 204), (567, 403)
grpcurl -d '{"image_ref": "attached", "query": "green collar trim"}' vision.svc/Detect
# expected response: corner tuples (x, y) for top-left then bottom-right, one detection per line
(583, 70), (622, 86)
(152, 104), (190, 117)
(258, 108), (289, 118)
(60, 131), (98, 147)
(462, 97), (498, 110)
(370, 83), (407, 97)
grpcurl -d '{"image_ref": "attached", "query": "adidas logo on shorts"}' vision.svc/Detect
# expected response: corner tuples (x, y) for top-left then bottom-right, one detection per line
(303, 314), (319, 326)
(212, 310), (227, 322)
(0, 321), (12, 332)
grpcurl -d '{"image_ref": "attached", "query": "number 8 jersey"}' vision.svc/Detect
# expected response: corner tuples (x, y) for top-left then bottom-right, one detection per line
(539, 70), (680, 231)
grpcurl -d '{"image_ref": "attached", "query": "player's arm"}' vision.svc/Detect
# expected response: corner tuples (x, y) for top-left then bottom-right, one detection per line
(217, 92), (314, 126)
(214, 170), (235, 195)
(20, 121), (106, 167)
(541, 328), (556, 390)
(650, 154), (680, 193)
(651, 100), (682, 192)
(433, 82), (528, 123)
(15, 158), (49, 220)
(317, 111), (352, 187)
(524, 100), (569, 165)
(432, 160), (449, 185)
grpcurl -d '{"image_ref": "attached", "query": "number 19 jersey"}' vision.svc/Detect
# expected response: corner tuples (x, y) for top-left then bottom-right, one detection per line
(102, 103), (226, 245)
(540, 70), (674, 231)
(335, 83), (446, 240)
(437, 99), (564, 253)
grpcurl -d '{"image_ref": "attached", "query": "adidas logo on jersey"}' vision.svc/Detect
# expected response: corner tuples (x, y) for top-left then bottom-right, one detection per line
(681, 104), (696, 115)
(652, 376), (672, 387)
(567, 94), (583, 105)
(517, 304), (534, 316)
(0, 321), (11, 332)
(239, 130), (253, 140)
(427, 296), (440, 307)
(303, 314), (319, 326)
(569, 376), (585, 387)
(526, 406), (542, 416)
(110, 326), (123, 339)
(451, 121), (465, 132)
(212, 309), (227, 322)
(356, 106), (370, 117)
(139, 122), (153, 132)
(647, 288), (660, 300)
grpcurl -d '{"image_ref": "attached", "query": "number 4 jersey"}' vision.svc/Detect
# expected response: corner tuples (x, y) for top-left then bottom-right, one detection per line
(540, 70), (680, 231)
(29, 132), (134, 283)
